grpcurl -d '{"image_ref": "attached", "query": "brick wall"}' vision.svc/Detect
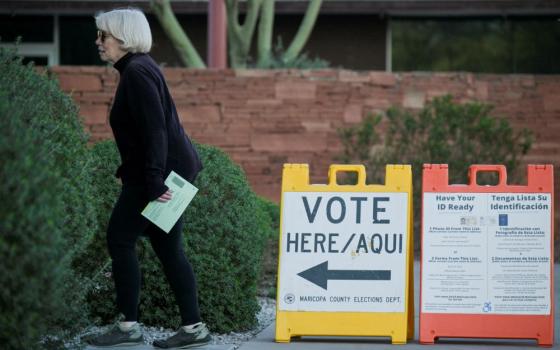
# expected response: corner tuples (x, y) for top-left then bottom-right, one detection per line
(52, 67), (560, 222)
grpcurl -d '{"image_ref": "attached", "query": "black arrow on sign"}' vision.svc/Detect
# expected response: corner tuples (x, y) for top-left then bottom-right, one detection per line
(297, 261), (391, 290)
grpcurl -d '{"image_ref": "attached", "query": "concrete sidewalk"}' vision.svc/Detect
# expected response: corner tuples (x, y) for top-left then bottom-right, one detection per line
(238, 262), (559, 350)
(85, 345), (232, 350)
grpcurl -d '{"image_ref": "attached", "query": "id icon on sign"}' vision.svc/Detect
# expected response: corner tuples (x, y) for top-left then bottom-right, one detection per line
(499, 214), (508, 226)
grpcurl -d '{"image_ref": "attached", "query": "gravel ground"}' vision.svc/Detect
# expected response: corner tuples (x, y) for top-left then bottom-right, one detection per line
(208, 298), (276, 348)
(74, 297), (276, 349)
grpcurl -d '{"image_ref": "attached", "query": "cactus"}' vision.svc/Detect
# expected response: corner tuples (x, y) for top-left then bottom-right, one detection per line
(151, 0), (206, 68)
(151, 0), (324, 68)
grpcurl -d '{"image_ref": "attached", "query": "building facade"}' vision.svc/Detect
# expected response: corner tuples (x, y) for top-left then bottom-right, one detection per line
(1, 0), (558, 72)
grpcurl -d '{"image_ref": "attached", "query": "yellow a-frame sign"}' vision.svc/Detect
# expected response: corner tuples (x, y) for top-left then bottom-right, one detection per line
(275, 164), (414, 344)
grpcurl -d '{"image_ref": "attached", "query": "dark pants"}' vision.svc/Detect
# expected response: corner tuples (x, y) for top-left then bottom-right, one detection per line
(106, 184), (201, 325)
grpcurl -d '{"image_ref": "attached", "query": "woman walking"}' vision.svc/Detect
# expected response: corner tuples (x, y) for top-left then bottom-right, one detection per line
(87, 8), (209, 349)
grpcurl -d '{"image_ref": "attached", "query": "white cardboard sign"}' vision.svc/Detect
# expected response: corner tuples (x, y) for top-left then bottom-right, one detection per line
(278, 192), (409, 312)
(422, 192), (551, 315)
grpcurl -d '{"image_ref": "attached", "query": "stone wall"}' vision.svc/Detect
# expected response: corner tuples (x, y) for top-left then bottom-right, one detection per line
(52, 67), (560, 227)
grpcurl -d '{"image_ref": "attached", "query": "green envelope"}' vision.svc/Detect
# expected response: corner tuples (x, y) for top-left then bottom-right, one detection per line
(141, 171), (198, 233)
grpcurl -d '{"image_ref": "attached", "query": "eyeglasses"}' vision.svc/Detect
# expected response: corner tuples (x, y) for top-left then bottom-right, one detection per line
(97, 30), (111, 43)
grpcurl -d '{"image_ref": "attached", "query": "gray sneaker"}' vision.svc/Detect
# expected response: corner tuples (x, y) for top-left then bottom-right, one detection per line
(86, 323), (144, 347)
(152, 323), (211, 349)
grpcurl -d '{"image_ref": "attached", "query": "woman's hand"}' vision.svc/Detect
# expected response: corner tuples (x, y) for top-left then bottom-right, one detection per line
(155, 189), (173, 203)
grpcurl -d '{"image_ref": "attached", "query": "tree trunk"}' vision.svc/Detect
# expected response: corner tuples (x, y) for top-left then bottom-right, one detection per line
(282, 0), (323, 63)
(151, 0), (206, 68)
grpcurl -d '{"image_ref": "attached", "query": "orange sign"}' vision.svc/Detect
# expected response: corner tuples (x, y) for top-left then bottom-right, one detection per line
(420, 164), (554, 346)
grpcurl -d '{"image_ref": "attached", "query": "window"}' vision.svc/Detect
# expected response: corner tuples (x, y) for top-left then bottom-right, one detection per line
(392, 17), (560, 74)
(0, 15), (58, 66)
(59, 16), (104, 66)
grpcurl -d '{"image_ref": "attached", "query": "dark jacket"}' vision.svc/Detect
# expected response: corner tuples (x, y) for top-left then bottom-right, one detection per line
(110, 52), (202, 201)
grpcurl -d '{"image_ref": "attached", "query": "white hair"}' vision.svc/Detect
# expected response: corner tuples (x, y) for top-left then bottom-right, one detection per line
(95, 8), (152, 53)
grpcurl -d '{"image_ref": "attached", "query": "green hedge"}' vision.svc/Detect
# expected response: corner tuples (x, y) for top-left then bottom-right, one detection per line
(1, 45), (278, 345)
(185, 144), (269, 331)
(86, 141), (270, 332)
(0, 47), (97, 349)
(82, 141), (122, 324)
(255, 196), (280, 240)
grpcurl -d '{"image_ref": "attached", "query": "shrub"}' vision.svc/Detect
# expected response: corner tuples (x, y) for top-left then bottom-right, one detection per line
(0, 96), (65, 350)
(185, 143), (269, 331)
(82, 141), (122, 324)
(0, 47), (97, 349)
(86, 141), (270, 333)
(338, 95), (533, 250)
(256, 196), (280, 240)
(254, 197), (280, 297)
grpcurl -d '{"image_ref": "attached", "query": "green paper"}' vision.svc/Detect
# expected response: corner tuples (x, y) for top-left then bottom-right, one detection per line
(141, 171), (198, 233)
